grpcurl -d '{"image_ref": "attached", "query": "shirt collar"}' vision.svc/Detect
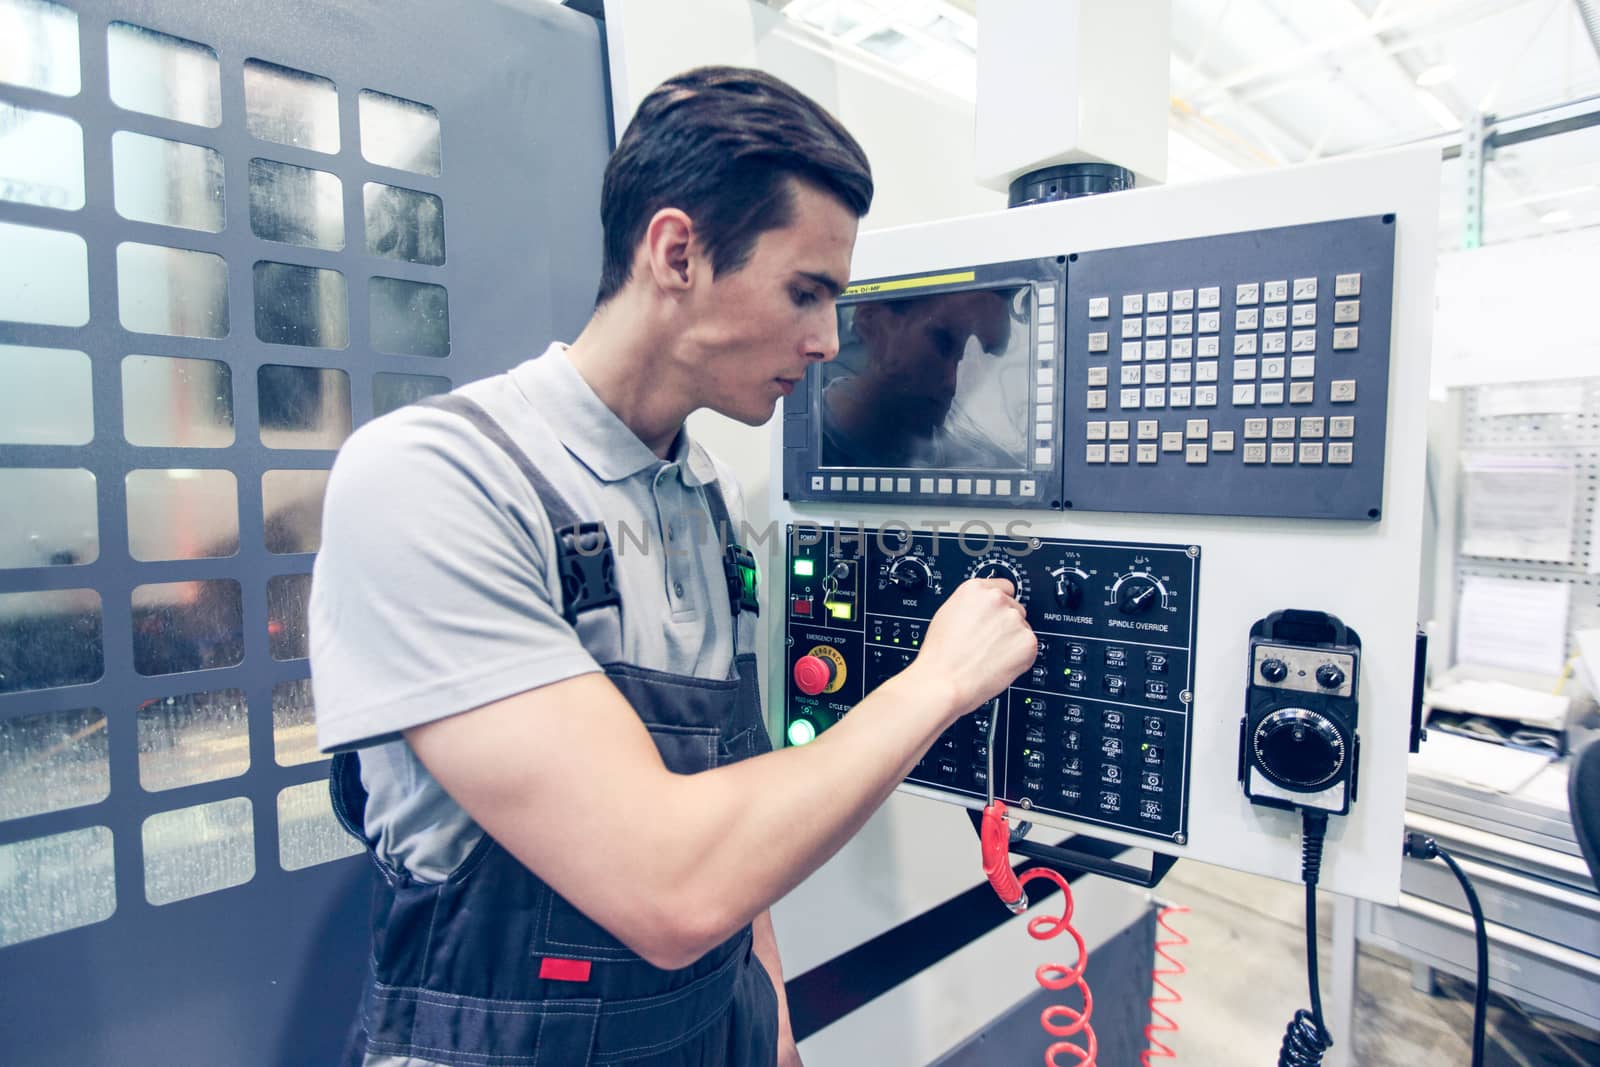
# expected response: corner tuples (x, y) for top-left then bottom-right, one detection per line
(509, 343), (719, 488)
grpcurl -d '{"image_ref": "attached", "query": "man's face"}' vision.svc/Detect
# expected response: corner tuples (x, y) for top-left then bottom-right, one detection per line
(853, 291), (1011, 432)
(679, 180), (858, 426)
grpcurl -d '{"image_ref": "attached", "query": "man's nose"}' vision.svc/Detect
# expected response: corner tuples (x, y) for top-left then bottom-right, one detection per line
(809, 314), (840, 362)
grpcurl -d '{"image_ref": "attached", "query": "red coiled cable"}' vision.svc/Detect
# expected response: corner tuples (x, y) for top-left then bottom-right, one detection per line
(1141, 905), (1190, 1065)
(982, 801), (1097, 1067)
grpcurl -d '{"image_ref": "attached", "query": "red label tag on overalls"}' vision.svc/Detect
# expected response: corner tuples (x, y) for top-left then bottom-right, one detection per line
(538, 957), (593, 982)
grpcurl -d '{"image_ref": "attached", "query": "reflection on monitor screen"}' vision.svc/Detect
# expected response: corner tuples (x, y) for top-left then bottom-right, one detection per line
(820, 286), (1031, 470)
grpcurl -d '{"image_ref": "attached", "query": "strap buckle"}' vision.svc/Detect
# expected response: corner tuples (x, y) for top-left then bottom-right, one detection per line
(556, 522), (620, 625)
(724, 544), (760, 617)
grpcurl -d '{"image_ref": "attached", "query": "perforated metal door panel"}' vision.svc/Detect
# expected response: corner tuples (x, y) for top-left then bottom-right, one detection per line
(0, 2), (610, 1062)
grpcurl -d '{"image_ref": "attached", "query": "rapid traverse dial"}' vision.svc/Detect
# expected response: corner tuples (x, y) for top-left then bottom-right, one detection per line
(1048, 566), (1090, 611)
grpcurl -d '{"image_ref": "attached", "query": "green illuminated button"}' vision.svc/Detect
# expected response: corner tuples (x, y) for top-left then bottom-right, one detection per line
(787, 719), (817, 746)
(793, 559), (815, 578)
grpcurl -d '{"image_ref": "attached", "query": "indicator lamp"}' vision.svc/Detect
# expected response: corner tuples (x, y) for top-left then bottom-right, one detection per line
(793, 559), (815, 578)
(828, 600), (854, 620)
(787, 719), (817, 746)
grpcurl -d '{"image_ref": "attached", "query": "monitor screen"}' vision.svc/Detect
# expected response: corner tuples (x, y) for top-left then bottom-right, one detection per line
(820, 285), (1032, 470)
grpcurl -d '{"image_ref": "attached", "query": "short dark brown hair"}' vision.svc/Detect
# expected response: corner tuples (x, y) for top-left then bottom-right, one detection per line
(595, 66), (873, 305)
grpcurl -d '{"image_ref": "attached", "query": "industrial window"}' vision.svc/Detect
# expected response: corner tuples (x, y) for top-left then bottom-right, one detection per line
(142, 798), (254, 905)
(0, 826), (115, 946)
(258, 364), (352, 448)
(364, 181), (446, 265)
(0, 103), (85, 211)
(374, 371), (451, 416)
(117, 242), (230, 338)
(0, 345), (93, 445)
(249, 159), (345, 251)
(106, 22), (221, 127)
(111, 131), (225, 232)
(358, 89), (441, 176)
(0, 707), (108, 822)
(0, 467), (98, 568)
(370, 276), (450, 357)
(278, 780), (362, 870)
(136, 689), (250, 792)
(0, 222), (88, 325)
(262, 469), (330, 555)
(243, 59), (339, 154)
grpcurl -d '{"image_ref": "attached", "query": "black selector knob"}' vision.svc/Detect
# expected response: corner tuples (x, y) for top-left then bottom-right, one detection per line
(1260, 658), (1289, 683)
(1116, 578), (1161, 615)
(1315, 663), (1347, 689)
(1253, 708), (1345, 790)
(832, 562), (851, 580)
(974, 562), (1007, 580)
(887, 556), (929, 591)
(1054, 572), (1084, 610)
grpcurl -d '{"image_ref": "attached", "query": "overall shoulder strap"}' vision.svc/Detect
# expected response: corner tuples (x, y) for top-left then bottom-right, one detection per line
(703, 481), (760, 609)
(418, 394), (622, 629)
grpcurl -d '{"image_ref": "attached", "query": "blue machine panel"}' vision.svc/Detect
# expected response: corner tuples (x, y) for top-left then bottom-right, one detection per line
(783, 526), (1199, 844)
(1063, 215), (1396, 520)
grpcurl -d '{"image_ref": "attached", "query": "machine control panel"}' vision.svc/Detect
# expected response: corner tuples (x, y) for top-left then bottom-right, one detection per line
(1065, 215), (1395, 520)
(784, 525), (1201, 843)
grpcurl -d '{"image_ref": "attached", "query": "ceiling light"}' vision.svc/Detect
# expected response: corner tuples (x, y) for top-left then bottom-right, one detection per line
(1415, 88), (1460, 132)
(1540, 209), (1573, 225)
(1416, 64), (1455, 87)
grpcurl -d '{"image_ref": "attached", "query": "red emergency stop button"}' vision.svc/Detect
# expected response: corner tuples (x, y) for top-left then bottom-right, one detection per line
(793, 655), (835, 696)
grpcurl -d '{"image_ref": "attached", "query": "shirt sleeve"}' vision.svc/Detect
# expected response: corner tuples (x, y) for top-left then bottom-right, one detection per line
(310, 407), (600, 753)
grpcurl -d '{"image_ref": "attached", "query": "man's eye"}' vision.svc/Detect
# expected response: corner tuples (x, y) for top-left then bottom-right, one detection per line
(791, 287), (818, 307)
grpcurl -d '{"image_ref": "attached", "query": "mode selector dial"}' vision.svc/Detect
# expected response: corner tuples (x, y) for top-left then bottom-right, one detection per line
(887, 555), (932, 591)
(1252, 708), (1345, 790)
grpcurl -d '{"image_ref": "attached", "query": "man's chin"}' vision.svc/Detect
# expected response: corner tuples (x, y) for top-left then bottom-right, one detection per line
(709, 399), (780, 428)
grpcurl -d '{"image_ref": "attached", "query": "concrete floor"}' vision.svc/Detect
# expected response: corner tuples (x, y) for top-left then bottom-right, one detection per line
(1148, 862), (1600, 1066)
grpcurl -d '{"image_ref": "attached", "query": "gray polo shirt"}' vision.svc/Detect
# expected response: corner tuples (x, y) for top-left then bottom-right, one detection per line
(310, 343), (757, 881)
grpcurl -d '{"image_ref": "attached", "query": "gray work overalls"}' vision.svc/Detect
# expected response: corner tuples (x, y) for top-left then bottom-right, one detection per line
(330, 394), (778, 1066)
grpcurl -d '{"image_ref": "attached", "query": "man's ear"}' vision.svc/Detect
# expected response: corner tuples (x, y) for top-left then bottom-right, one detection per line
(642, 207), (695, 292)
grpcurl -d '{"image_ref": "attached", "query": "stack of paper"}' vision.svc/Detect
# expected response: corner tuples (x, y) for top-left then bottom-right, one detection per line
(1425, 677), (1571, 729)
(1408, 731), (1554, 795)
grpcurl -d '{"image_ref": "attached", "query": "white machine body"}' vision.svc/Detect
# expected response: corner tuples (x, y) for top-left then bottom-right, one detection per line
(975, 0), (1171, 191)
(770, 147), (1439, 905)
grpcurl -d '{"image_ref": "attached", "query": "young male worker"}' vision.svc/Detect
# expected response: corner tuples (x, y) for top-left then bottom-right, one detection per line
(311, 66), (1037, 1066)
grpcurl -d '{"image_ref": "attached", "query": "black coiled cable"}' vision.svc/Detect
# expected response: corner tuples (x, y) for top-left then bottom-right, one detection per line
(1278, 810), (1333, 1066)
(1279, 1008), (1331, 1066)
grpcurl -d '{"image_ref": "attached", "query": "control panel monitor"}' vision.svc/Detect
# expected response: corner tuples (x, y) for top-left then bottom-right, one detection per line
(784, 260), (1065, 509)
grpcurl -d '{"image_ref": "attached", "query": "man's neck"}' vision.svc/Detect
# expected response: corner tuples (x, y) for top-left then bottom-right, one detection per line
(564, 294), (693, 459)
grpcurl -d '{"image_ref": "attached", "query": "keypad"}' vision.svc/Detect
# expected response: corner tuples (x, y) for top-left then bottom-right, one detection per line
(1078, 266), (1369, 481)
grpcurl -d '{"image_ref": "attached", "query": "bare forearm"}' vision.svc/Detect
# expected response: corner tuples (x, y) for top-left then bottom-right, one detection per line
(657, 666), (960, 950)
